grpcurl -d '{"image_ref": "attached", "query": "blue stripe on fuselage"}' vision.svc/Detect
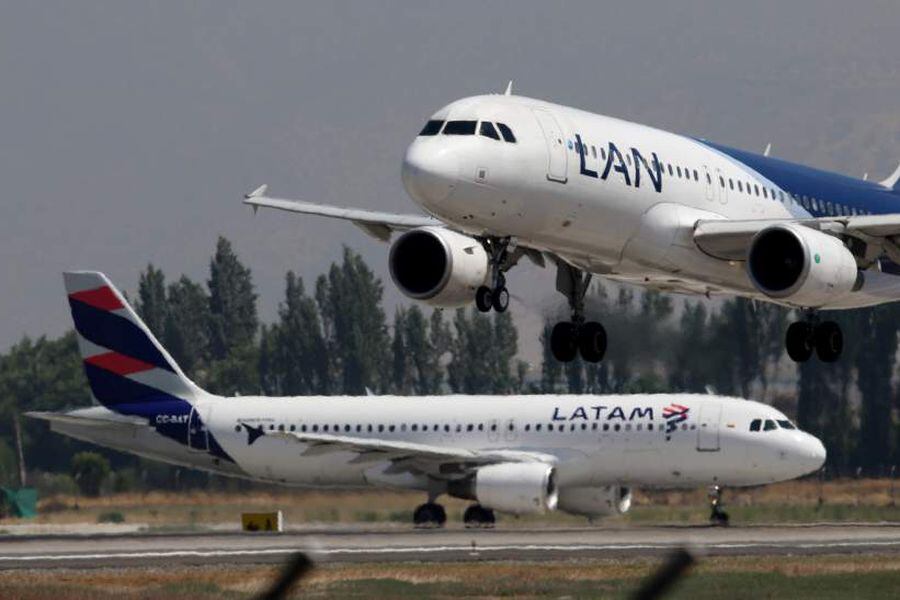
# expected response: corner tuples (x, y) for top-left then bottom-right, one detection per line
(696, 139), (900, 216)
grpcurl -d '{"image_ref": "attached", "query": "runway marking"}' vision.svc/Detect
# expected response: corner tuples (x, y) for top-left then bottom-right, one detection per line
(2, 540), (900, 563)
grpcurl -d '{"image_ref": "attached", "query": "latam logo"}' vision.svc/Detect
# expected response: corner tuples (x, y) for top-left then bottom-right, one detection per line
(663, 403), (690, 434)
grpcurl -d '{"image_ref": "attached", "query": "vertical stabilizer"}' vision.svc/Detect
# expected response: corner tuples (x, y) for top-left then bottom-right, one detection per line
(64, 271), (203, 416)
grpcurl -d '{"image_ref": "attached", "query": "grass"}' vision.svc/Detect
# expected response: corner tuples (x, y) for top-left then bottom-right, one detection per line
(0, 554), (899, 599)
(4, 477), (897, 529)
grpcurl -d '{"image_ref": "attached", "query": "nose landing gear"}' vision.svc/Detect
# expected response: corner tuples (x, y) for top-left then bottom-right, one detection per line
(785, 312), (843, 363)
(708, 485), (730, 526)
(549, 262), (606, 363)
(475, 237), (513, 313)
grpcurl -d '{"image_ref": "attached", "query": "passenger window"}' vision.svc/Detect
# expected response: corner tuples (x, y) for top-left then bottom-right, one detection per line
(706, 173), (712, 184)
(762, 188), (768, 198)
(729, 179), (734, 190)
(676, 166), (682, 178)
(419, 120), (444, 136)
(693, 170), (699, 181)
(479, 121), (500, 140)
(536, 424), (542, 431)
(719, 176), (725, 187)
(548, 424), (554, 431)
(737, 181), (743, 192)
(591, 145), (597, 158)
(764, 419), (777, 431)
(750, 419), (761, 431)
(496, 123), (517, 143)
(601, 147), (607, 160)
(754, 185), (760, 196)
(667, 164), (674, 176)
(443, 120), (477, 135)
(777, 420), (796, 430)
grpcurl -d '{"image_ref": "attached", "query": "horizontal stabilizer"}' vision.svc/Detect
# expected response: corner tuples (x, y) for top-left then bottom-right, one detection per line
(881, 162), (900, 191)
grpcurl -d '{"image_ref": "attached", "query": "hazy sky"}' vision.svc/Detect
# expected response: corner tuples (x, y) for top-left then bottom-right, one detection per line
(1, 1), (899, 361)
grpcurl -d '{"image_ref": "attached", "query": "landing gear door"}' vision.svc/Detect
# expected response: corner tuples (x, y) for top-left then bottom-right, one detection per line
(188, 406), (210, 452)
(696, 401), (722, 452)
(532, 109), (568, 183)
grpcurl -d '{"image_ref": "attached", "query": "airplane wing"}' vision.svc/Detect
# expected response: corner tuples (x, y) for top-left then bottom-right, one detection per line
(269, 430), (556, 478)
(243, 184), (441, 242)
(694, 215), (900, 262)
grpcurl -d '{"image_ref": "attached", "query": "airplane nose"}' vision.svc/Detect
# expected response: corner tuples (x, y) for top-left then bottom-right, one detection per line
(809, 436), (827, 471)
(401, 141), (459, 205)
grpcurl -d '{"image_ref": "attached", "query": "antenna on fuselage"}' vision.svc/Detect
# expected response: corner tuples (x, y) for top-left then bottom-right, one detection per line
(503, 80), (513, 96)
(763, 143), (772, 157)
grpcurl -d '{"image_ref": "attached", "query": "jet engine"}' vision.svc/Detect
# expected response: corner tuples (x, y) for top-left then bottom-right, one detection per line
(447, 463), (558, 515)
(557, 485), (632, 518)
(747, 223), (861, 307)
(388, 226), (489, 307)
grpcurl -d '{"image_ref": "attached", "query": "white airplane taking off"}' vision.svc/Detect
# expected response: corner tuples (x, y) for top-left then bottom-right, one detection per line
(245, 85), (900, 364)
(29, 271), (826, 526)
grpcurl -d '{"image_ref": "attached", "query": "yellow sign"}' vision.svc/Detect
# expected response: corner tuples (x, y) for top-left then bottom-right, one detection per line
(241, 511), (283, 532)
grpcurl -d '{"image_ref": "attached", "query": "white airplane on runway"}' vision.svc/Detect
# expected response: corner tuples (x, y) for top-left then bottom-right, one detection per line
(244, 85), (900, 364)
(29, 271), (826, 527)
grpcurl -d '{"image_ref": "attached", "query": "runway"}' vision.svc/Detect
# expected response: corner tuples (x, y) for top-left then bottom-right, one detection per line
(1, 523), (899, 569)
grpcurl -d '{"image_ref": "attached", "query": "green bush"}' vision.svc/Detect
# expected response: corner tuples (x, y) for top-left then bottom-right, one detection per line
(71, 452), (110, 497)
(97, 511), (124, 523)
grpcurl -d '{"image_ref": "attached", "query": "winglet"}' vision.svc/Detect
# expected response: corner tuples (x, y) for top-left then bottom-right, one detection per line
(245, 184), (268, 199)
(880, 163), (900, 191)
(763, 143), (772, 157)
(503, 80), (513, 96)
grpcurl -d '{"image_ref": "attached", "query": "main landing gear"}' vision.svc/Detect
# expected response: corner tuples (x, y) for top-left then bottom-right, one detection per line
(413, 502), (447, 528)
(475, 237), (513, 314)
(463, 504), (496, 528)
(549, 262), (606, 363)
(708, 485), (730, 527)
(785, 312), (843, 363)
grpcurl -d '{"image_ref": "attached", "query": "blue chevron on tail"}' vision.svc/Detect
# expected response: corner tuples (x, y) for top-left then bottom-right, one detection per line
(64, 271), (202, 418)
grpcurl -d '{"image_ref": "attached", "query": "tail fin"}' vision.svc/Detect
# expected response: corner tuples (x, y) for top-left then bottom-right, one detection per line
(64, 271), (202, 416)
(880, 162), (900, 192)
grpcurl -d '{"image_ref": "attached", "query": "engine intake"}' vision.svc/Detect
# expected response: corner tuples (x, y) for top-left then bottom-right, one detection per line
(389, 227), (489, 307)
(746, 223), (860, 307)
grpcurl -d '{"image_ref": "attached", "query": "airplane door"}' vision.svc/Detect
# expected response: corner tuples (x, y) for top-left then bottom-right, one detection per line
(696, 402), (722, 452)
(716, 168), (727, 205)
(532, 109), (568, 183)
(703, 166), (714, 202)
(188, 407), (210, 452)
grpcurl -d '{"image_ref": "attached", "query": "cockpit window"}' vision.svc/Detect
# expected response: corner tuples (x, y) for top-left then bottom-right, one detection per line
(479, 121), (500, 140)
(777, 420), (796, 430)
(419, 120), (444, 136)
(443, 120), (477, 135)
(496, 122), (517, 143)
(750, 419), (761, 432)
(764, 419), (777, 431)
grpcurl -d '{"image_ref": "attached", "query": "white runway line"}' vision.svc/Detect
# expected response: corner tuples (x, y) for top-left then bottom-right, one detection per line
(3, 539), (900, 562)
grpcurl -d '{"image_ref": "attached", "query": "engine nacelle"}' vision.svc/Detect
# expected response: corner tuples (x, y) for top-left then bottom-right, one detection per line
(557, 485), (632, 518)
(388, 226), (489, 307)
(747, 223), (861, 307)
(447, 463), (558, 515)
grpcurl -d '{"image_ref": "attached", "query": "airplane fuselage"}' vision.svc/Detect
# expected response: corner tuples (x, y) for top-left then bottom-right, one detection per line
(402, 94), (900, 309)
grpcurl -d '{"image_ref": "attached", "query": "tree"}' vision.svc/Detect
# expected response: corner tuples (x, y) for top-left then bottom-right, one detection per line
(272, 272), (329, 395)
(163, 276), (211, 378)
(854, 306), (898, 471)
(207, 237), (258, 361)
(540, 323), (562, 393)
(316, 247), (390, 394)
(135, 264), (168, 338)
(447, 308), (494, 394)
(71, 451), (110, 497)
(391, 308), (414, 394)
(490, 311), (518, 393)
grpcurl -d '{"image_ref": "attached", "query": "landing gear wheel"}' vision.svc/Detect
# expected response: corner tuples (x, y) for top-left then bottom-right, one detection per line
(463, 504), (496, 528)
(814, 320), (843, 363)
(578, 321), (607, 363)
(708, 485), (730, 527)
(475, 286), (493, 313)
(785, 321), (814, 363)
(550, 322), (579, 362)
(492, 287), (510, 313)
(413, 502), (447, 529)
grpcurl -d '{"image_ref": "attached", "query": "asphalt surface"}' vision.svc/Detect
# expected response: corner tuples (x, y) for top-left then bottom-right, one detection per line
(1, 524), (899, 568)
